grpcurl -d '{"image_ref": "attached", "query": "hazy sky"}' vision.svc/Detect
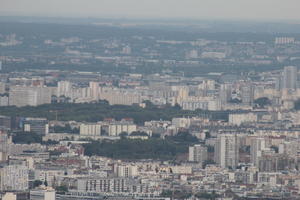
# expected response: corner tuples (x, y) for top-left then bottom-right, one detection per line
(1, 0), (300, 21)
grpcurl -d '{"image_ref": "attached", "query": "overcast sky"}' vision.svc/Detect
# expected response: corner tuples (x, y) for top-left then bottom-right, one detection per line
(1, 0), (300, 21)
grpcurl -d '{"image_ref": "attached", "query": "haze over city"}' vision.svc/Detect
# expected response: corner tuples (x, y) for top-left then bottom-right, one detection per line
(1, 0), (300, 21)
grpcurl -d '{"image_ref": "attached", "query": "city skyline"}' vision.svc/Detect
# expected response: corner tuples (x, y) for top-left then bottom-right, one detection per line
(2, 5), (300, 199)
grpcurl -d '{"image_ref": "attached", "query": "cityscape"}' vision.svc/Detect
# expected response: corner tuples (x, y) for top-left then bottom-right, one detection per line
(2, 1), (300, 200)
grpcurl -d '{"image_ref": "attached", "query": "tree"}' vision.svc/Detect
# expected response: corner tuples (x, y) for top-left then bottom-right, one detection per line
(161, 190), (192, 199)
(254, 97), (271, 108)
(42, 140), (59, 145)
(166, 131), (199, 144)
(83, 137), (191, 160)
(270, 145), (279, 153)
(55, 185), (68, 194)
(130, 131), (148, 136)
(229, 98), (242, 104)
(203, 159), (216, 168)
(161, 190), (172, 197)
(33, 180), (43, 188)
(53, 124), (79, 134)
(12, 132), (42, 144)
(195, 191), (220, 199)
(173, 103), (182, 110)
(119, 132), (128, 139)
(205, 131), (211, 139)
(0, 102), (229, 125)
(151, 133), (161, 138)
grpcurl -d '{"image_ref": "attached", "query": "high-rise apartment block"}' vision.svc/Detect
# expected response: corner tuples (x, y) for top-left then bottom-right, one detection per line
(283, 66), (297, 90)
(215, 134), (239, 169)
(241, 84), (254, 105)
(188, 144), (208, 166)
(250, 137), (266, 166)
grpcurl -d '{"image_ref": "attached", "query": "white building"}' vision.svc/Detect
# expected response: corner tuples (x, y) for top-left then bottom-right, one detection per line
(89, 81), (99, 101)
(107, 123), (137, 136)
(181, 99), (221, 111)
(80, 121), (137, 137)
(229, 113), (258, 126)
(0, 95), (9, 106)
(172, 118), (191, 129)
(2, 193), (17, 200)
(77, 178), (131, 193)
(257, 172), (279, 187)
(250, 137), (266, 166)
(278, 140), (299, 158)
(99, 87), (141, 105)
(57, 81), (72, 98)
(116, 165), (138, 177)
(80, 123), (102, 136)
(188, 144), (208, 166)
(219, 84), (232, 105)
(0, 165), (29, 191)
(283, 66), (298, 90)
(30, 186), (56, 200)
(214, 134), (238, 169)
(171, 165), (192, 174)
(241, 84), (254, 105)
(9, 86), (52, 107)
(0, 82), (6, 93)
(34, 169), (65, 187)
(275, 37), (295, 45)
(201, 52), (226, 59)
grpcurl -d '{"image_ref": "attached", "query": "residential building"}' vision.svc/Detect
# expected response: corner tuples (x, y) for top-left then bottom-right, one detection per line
(0, 165), (29, 191)
(188, 144), (207, 166)
(215, 134), (239, 169)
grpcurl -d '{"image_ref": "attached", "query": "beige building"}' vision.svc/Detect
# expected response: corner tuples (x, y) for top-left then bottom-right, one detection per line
(80, 121), (137, 137)
(9, 86), (52, 107)
(99, 87), (141, 105)
(189, 144), (208, 166)
(80, 123), (102, 136)
(2, 193), (17, 200)
(116, 165), (138, 177)
(30, 186), (56, 200)
(215, 134), (239, 169)
(229, 113), (258, 126)
(89, 81), (100, 101)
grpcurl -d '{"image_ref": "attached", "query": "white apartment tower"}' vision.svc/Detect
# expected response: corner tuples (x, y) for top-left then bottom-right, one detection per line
(89, 81), (100, 101)
(250, 137), (266, 166)
(219, 83), (232, 105)
(188, 144), (207, 166)
(241, 84), (254, 105)
(283, 66), (297, 90)
(57, 81), (72, 98)
(214, 134), (239, 169)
